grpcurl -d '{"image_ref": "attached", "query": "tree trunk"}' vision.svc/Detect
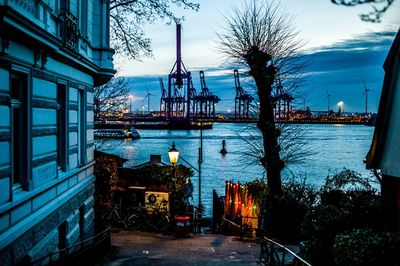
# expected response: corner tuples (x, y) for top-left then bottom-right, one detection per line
(246, 46), (283, 236)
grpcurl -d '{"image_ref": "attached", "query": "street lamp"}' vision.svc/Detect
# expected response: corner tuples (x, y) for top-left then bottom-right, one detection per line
(168, 142), (179, 166)
(168, 142), (180, 219)
(168, 141), (204, 233)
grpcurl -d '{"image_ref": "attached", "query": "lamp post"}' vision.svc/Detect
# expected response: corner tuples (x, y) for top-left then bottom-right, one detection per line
(168, 142), (179, 215)
(169, 141), (204, 233)
(199, 119), (203, 207)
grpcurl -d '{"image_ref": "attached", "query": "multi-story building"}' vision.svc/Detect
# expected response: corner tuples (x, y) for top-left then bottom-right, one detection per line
(0, 0), (114, 264)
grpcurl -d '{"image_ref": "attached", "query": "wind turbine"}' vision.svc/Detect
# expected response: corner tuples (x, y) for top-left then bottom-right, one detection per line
(142, 84), (155, 113)
(362, 81), (373, 114)
(325, 91), (333, 113)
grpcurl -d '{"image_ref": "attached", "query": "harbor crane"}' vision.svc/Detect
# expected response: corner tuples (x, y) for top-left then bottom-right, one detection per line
(159, 24), (221, 121)
(160, 78), (168, 117)
(198, 71), (220, 118)
(234, 69), (254, 120)
(273, 80), (293, 121)
(165, 23), (192, 119)
(188, 76), (198, 118)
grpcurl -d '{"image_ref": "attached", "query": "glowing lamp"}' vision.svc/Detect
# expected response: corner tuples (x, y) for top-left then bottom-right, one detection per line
(168, 142), (179, 165)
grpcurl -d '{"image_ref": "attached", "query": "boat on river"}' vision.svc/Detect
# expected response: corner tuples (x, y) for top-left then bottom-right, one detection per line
(94, 122), (140, 139)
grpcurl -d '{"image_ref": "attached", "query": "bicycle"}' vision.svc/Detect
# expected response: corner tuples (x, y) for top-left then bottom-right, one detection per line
(125, 205), (170, 232)
(102, 205), (127, 228)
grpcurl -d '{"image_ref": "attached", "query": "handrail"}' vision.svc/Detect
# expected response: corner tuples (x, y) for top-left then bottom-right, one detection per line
(260, 236), (312, 266)
(222, 216), (241, 228)
(221, 216), (255, 239)
(30, 226), (111, 265)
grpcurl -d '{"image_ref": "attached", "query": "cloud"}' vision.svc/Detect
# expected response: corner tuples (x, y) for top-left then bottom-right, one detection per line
(299, 31), (396, 112)
(125, 30), (396, 113)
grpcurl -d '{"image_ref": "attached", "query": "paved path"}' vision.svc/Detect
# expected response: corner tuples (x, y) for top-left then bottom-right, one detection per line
(102, 231), (261, 266)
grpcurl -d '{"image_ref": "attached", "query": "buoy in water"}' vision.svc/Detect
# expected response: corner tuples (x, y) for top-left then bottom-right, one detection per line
(220, 139), (227, 154)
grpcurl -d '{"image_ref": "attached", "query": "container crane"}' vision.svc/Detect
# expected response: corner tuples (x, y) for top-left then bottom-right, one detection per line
(234, 69), (254, 120)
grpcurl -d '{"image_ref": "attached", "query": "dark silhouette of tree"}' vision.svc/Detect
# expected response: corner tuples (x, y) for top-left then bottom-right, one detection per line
(240, 124), (315, 174)
(331, 0), (396, 22)
(217, 0), (306, 236)
(109, 0), (199, 60)
(94, 77), (129, 120)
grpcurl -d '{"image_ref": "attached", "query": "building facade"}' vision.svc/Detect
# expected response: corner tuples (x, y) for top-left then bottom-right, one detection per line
(0, 0), (114, 264)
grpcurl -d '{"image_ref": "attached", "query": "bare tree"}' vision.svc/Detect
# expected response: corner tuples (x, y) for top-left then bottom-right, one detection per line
(109, 0), (199, 60)
(217, 0), (306, 236)
(331, 0), (396, 22)
(239, 124), (315, 175)
(94, 77), (130, 120)
(218, 0), (305, 193)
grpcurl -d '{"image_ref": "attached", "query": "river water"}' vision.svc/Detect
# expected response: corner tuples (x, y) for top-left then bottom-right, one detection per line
(100, 123), (375, 216)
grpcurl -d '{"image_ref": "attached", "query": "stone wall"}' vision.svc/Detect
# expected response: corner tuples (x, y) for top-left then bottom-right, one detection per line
(0, 183), (95, 265)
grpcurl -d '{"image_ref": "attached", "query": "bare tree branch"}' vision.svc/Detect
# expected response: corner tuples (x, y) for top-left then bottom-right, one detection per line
(109, 0), (199, 60)
(217, 0), (307, 170)
(331, 0), (395, 22)
(94, 77), (130, 120)
(238, 124), (315, 173)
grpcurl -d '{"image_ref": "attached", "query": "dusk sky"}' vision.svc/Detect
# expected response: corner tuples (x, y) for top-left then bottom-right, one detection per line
(115, 0), (400, 113)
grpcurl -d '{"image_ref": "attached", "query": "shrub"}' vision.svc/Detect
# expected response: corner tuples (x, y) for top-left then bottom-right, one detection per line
(266, 178), (317, 241)
(301, 169), (381, 265)
(321, 169), (373, 192)
(319, 169), (381, 231)
(333, 229), (400, 266)
(301, 205), (348, 265)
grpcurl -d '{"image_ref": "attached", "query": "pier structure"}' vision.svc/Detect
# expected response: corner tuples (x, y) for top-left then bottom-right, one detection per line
(274, 80), (294, 121)
(234, 69), (254, 120)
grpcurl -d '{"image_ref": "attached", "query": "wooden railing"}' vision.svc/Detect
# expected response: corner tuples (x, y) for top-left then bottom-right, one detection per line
(260, 237), (311, 266)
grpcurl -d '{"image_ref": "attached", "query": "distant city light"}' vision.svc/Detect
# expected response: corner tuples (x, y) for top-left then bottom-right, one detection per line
(337, 101), (344, 115)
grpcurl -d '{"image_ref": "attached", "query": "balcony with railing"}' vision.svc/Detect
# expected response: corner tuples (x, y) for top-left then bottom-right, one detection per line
(59, 8), (78, 52)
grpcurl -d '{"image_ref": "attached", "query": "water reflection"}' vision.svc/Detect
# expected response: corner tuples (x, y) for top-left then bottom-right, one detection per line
(100, 123), (374, 216)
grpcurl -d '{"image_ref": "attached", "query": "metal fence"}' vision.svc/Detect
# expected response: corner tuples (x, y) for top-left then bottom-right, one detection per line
(259, 237), (311, 266)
